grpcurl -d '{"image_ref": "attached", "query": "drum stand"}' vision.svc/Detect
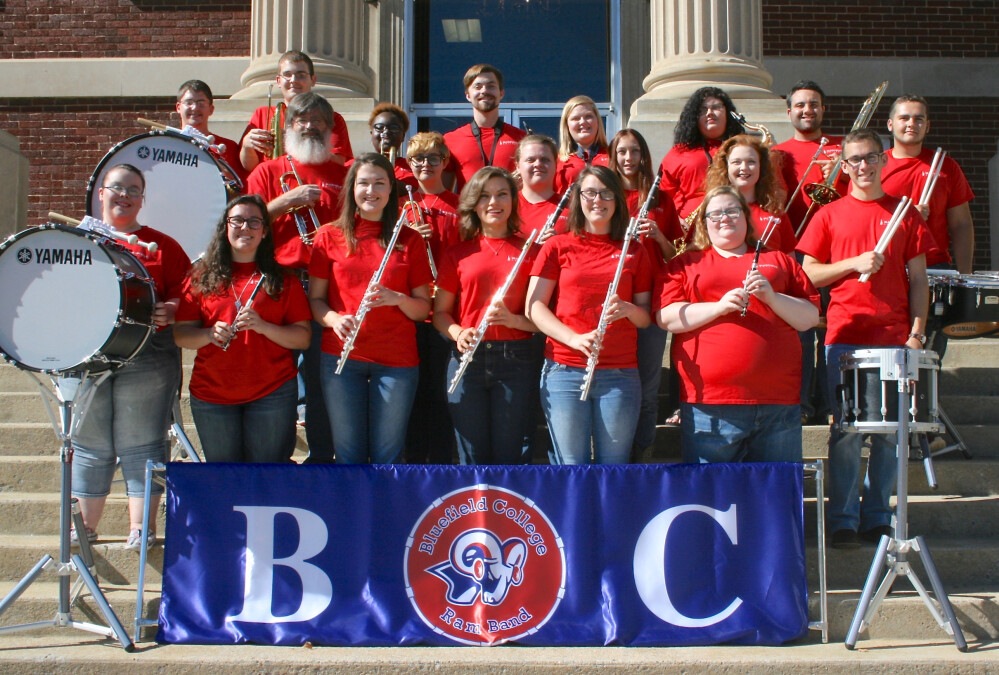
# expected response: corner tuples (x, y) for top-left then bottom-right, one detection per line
(844, 349), (966, 651)
(0, 372), (134, 651)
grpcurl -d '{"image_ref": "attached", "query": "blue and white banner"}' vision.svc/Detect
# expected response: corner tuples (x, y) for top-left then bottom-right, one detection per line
(158, 463), (807, 646)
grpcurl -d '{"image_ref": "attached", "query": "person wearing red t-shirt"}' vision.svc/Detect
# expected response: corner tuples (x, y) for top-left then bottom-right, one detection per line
(608, 128), (681, 456)
(554, 95), (610, 192)
(175, 195), (311, 463)
(516, 135), (569, 241)
(309, 153), (433, 464)
(882, 95), (974, 273)
(443, 64), (526, 192)
(72, 164), (191, 551)
(434, 167), (539, 464)
(658, 185), (819, 465)
(527, 166), (653, 465)
(659, 87), (746, 225)
(351, 102), (417, 190)
(798, 129), (934, 550)
(239, 50), (353, 175)
(174, 79), (246, 188)
(402, 132), (461, 465)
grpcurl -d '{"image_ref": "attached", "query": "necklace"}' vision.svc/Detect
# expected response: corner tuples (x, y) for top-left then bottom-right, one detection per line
(481, 235), (506, 256)
(234, 271), (261, 311)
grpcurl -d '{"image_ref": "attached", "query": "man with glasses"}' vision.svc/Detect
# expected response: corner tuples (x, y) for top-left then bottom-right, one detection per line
(797, 129), (934, 549)
(443, 64), (526, 191)
(363, 102), (416, 189)
(246, 92), (346, 463)
(239, 50), (353, 174)
(881, 95), (975, 274)
(175, 80), (246, 184)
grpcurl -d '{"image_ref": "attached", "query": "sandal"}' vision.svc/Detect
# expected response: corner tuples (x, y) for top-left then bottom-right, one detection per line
(70, 527), (98, 545)
(664, 409), (681, 427)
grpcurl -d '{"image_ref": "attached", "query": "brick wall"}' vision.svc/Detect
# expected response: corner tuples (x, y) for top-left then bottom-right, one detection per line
(0, 0), (251, 59)
(762, 0), (999, 58)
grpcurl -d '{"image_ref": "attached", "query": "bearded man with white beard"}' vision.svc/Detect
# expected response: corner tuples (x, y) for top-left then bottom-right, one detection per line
(246, 92), (346, 462)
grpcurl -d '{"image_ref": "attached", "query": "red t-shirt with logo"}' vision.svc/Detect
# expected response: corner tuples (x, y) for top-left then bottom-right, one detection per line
(443, 123), (527, 190)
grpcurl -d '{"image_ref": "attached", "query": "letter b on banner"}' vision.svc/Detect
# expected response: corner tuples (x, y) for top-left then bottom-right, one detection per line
(228, 506), (333, 624)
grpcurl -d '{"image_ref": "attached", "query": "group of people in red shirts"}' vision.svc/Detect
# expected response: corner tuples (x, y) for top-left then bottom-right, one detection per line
(72, 55), (975, 554)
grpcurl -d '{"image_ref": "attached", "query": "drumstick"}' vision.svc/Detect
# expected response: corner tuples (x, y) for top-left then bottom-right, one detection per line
(48, 211), (158, 253)
(919, 148), (946, 206)
(859, 197), (910, 283)
(136, 117), (224, 154)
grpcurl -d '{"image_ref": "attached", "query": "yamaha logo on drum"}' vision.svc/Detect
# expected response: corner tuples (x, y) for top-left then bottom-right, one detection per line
(22, 247), (93, 265)
(16, 248), (32, 264)
(137, 144), (200, 168)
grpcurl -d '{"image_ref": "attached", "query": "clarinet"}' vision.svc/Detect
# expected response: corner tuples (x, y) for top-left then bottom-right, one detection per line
(636, 170), (663, 224)
(222, 273), (267, 351)
(579, 216), (642, 401)
(334, 212), (408, 375)
(446, 230), (539, 395)
(539, 186), (572, 239)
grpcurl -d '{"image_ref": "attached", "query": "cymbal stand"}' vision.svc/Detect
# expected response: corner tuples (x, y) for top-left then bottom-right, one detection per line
(844, 349), (966, 651)
(0, 371), (134, 651)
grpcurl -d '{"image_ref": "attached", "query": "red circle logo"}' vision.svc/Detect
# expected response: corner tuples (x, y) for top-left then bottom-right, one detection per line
(404, 485), (566, 645)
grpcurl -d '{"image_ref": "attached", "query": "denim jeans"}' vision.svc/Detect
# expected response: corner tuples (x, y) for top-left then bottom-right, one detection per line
(825, 343), (898, 532)
(301, 317), (335, 463)
(680, 403), (802, 464)
(191, 378), (298, 463)
(540, 360), (640, 465)
(447, 339), (537, 465)
(634, 323), (669, 451)
(320, 353), (418, 464)
(72, 331), (180, 498)
(406, 323), (455, 464)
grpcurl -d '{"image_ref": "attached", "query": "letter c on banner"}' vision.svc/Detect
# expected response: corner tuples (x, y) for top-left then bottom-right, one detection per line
(228, 506), (333, 624)
(633, 504), (742, 628)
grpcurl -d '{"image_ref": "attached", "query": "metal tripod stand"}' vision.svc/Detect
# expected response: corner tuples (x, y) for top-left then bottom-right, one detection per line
(844, 349), (966, 651)
(0, 372), (134, 651)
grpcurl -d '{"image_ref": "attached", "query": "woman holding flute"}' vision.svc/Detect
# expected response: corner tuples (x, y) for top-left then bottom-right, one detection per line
(433, 167), (539, 464)
(174, 195), (312, 463)
(526, 165), (653, 465)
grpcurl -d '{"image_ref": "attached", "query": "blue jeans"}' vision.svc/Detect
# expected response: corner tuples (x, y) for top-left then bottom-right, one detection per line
(447, 340), (537, 465)
(540, 360), (640, 465)
(301, 317), (335, 463)
(635, 323), (669, 451)
(825, 343), (898, 533)
(320, 353), (418, 464)
(406, 323), (455, 464)
(72, 331), (180, 498)
(190, 378), (298, 463)
(680, 403), (802, 464)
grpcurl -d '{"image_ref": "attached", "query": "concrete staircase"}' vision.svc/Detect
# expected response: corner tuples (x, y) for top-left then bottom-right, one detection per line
(1, 340), (997, 671)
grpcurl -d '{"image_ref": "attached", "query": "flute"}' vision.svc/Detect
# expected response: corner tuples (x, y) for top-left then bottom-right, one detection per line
(447, 230), (538, 395)
(335, 212), (408, 375)
(580, 215), (642, 401)
(859, 197), (911, 283)
(221, 273), (267, 351)
(919, 147), (946, 206)
(741, 215), (781, 317)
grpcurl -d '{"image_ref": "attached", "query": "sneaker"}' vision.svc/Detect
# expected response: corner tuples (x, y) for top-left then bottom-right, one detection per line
(830, 528), (860, 549)
(125, 528), (157, 551)
(70, 527), (97, 546)
(861, 525), (893, 544)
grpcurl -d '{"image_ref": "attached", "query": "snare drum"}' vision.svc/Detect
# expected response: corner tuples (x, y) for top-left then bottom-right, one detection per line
(837, 348), (942, 434)
(87, 131), (241, 260)
(928, 270), (999, 339)
(0, 225), (156, 373)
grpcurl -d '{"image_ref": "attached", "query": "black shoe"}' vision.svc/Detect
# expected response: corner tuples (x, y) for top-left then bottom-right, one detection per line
(830, 529), (860, 549)
(861, 525), (893, 544)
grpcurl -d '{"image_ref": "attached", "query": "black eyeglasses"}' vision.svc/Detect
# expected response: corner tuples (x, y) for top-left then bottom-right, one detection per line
(102, 184), (143, 199)
(372, 123), (404, 134)
(580, 188), (615, 202)
(704, 208), (743, 223)
(227, 216), (264, 230)
(409, 154), (443, 167)
(842, 153), (883, 169)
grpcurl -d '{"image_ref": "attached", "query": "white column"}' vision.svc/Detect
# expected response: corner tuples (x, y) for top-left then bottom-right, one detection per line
(230, 0), (374, 100)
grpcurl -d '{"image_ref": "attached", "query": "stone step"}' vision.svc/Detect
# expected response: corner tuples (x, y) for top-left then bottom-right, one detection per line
(0, 494), (166, 539)
(940, 368), (999, 396)
(935, 338), (999, 369)
(0, 535), (163, 585)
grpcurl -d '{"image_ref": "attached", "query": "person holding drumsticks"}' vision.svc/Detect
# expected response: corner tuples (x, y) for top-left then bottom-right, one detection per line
(797, 129), (934, 549)
(71, 163), (191, 550)
(433, 167), (539, 464)
(554, 96), (609, 192)
(526, 165), (653, 465)
(174, 195), (312, 463)
(309, 153), (433, 464)
(657, 185), (820, 465)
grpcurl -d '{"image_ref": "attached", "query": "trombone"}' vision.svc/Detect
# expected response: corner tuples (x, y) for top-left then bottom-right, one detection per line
(280, 156), (322, 245)
(404, 185), (437, 279)
(795, 80), (889, 237)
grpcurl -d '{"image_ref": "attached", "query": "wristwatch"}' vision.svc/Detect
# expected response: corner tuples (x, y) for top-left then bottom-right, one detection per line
(909, 332), (927, 346)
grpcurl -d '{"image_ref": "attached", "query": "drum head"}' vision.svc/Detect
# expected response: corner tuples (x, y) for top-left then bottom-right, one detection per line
(0, 226), (135, 372)
(87, 131), (228, 259)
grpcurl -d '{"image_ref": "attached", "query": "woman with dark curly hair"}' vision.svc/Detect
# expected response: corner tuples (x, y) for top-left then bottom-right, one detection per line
(703, 134), (797, 253)
(659, 87), (745, 224)
(175, 194), (312, 463)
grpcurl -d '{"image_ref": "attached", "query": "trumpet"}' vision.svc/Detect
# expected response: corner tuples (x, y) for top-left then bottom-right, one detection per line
(280, 156), (322, 245)
(730, 110), (773, 146)
(381, 138), (397, 165)
(796, 80), (889, 237)
(404, 185), (437, 279)
(267, 83), (285, 160)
